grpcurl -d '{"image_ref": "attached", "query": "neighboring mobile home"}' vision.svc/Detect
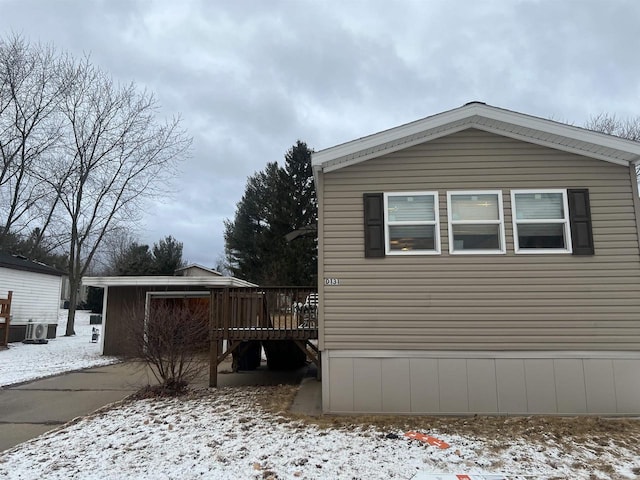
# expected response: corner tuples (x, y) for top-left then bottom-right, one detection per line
(312, 102), (640, 415)
(0, 253), (63, 341)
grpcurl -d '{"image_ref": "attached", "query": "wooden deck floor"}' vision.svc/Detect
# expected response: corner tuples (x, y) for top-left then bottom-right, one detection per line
(208, 287), (319, 387)
(211, 327), (318, 341)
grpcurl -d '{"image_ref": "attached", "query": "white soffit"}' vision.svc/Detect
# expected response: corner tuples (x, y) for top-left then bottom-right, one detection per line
(82, 275), (257, 288)
(311, 103), (640, 173)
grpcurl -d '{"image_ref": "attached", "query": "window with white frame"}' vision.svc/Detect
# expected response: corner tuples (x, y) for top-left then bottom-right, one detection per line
(447, 191), (505, 254)
(384, 192), (440, 254)
(511, 189), (572, 253)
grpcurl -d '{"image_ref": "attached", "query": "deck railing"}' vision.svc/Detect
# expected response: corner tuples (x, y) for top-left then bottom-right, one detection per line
(208, 286), (320, 386)
(210, 287), (318, 341)
(0, 291), (12, 346)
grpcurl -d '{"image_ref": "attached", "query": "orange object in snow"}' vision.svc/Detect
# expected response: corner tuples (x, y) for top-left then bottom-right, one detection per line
(404, 431), (450, 449)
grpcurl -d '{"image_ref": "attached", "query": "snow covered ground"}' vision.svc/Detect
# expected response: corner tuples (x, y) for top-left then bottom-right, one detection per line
(1, 313), (639, 479)
(0, 310), (119, 387)
(0, 386), (639, 479)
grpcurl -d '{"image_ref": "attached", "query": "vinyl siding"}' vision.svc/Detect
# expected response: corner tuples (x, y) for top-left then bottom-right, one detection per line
(323, 350), (640, 415)
(103, 286), (147, 356)
(320, 129), (640, 351)
(103, 285), (211, 356)
(0, 267), (62, 324)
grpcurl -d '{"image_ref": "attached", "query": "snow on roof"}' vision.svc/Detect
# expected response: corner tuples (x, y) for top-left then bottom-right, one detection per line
(0, 252), (65, 277)
(82, 275), (257, 288)
(312, 102), (640, 174)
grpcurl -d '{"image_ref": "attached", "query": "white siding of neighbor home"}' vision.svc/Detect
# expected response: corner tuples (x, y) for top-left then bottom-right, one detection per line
(0, 268), (62, 324)
(319, 129), (640, 352)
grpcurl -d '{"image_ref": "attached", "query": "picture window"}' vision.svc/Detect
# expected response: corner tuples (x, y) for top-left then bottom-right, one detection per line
(384, 192), (440, 255)
(447, 191), (506, 254)
(511, 190), (572, 254)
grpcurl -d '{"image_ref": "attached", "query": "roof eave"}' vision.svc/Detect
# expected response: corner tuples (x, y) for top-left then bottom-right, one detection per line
(82, 275), (257, 288)
(311, 103), (640, 172)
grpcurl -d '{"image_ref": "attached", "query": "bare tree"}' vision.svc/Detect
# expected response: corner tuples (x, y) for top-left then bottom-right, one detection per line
(0, 36), (64, 247)
(586, 113), (640, 179)
(127, 298), (209, 394)
(89, 226), (138, 275)
(585, 113), (640, 142)
(48, 56), (190, 336)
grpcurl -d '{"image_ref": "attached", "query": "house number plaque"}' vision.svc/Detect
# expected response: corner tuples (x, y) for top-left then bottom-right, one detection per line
(324, 278), (340, 286)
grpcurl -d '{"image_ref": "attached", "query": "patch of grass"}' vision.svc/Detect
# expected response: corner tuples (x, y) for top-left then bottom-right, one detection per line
(131, 380), (189, 399)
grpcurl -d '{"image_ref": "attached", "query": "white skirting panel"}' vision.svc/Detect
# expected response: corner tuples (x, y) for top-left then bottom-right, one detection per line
(321, 350), (640, 415)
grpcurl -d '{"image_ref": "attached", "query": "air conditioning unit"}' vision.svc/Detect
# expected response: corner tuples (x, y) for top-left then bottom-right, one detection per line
(24, 322), (49, 344)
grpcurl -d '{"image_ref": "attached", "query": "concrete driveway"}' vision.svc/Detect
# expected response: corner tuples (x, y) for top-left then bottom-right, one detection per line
(0, 363), (157, 451)
(0, 361), (320, 452)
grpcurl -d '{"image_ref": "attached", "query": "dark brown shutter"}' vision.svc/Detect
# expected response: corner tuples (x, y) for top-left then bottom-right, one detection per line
(568, 189), (594, 255)
(363, 193), (385, 257)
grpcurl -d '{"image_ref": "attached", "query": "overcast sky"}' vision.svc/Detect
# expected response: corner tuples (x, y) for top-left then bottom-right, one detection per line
(1, 0), (638, 268)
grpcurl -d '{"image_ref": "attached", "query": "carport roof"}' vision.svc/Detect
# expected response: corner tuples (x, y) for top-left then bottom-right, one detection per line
(82, 275), (257, 288)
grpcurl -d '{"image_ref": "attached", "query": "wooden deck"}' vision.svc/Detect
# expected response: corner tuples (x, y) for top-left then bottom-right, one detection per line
(208, 287), (319, 387)
(0, 291), (12, 346)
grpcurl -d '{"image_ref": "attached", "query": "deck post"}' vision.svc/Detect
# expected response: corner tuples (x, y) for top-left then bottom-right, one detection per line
(209, 337), (218, 387)
(0, 291), (12, 346)
(209, 289), (218, 388)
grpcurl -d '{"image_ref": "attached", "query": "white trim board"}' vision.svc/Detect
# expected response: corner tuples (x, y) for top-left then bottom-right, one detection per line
(324, 350), (640, 360)
(312, 103), (640, 173)
(83, 275), (256, 288)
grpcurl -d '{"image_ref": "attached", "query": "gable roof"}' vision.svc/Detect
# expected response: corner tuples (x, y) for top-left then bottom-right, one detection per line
(312, 102), (640, 174)
(0, 252), (65, 277)
(174, 263), (222, 276)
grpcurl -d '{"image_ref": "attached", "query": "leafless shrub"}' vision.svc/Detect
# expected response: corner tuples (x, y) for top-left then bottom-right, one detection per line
(127, 297), (209, 394)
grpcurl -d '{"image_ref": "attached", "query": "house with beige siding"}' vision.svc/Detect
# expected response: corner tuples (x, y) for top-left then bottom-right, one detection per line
(312, 102), (640, 415)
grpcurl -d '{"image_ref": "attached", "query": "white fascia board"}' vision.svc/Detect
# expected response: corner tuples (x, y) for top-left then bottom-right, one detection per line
(472, 123), (633, 167)
(321, 123), (472, 173)
(82, 276), (257, 288)
(479, 105), (640, 154)
(311, 105), (476, 168)
(311, 103), (640, 172)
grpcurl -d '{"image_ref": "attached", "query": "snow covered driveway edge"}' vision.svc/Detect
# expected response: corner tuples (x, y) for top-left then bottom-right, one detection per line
(0, 310), (120, 387)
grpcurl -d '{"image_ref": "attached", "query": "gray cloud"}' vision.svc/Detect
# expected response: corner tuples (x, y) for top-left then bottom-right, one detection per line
(1, 0), (639, 266)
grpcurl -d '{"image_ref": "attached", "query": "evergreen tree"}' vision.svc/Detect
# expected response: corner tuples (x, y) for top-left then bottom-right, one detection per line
(115, 243), (155, 275)
(224, 141), (317, 285)
(85, 286), (104, 313)
(0, 228), (67, 270)
(284, 141), (317, 284)
(152, 235), (185, 274)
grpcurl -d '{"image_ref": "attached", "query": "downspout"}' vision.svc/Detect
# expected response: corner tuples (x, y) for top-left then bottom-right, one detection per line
(629, 161), (640, 255)
(630, 162), (640, 257)
(313, 165), (324, 350)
